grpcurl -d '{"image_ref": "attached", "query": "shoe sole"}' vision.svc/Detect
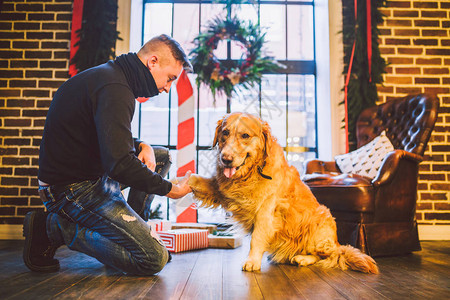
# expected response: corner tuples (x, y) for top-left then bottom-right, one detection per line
(23, 211), (60, 273)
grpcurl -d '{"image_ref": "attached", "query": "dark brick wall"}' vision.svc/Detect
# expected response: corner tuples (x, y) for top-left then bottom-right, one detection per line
(0, 0), (449, 226)
(378, 0), (450, 225)
(0, 0), (72, 224)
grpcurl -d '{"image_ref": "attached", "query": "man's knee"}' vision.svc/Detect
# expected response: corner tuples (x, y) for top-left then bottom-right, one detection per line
(134, 247), (169, 275)
(153, 146), (171, 176)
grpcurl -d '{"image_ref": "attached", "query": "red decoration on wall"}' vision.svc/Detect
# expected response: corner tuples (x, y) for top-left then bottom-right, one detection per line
(69, 0), (84, 77)
(344, 0), (358, 153)
(344, 0), (372, 153)
(366, 0), (372, 82)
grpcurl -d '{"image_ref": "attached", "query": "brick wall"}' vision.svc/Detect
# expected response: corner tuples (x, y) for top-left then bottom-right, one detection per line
(377, 0), (450, 225)
(0, 0), (72, 224)
(0, 1), (449, 228)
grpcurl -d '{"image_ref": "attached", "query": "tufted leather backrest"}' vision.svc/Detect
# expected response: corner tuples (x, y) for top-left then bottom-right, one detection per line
(356, 94), (439, 156)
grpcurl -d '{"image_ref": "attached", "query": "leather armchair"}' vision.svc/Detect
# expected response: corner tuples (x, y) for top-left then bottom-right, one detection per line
(302, 94), (439, 257)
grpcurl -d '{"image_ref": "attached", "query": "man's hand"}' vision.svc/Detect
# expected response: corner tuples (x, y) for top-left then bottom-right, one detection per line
(166, 171), (192, 199)
(138, 143), (156, 172)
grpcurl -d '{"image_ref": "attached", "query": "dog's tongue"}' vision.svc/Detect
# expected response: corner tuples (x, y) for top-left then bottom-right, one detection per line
(223, 167), (236, 178)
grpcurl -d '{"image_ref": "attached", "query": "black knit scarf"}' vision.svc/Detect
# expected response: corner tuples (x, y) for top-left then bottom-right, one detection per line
(115, 53), (159, 98)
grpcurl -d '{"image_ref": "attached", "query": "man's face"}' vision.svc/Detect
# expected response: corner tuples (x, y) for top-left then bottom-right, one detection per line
(147, 55), (183, 93)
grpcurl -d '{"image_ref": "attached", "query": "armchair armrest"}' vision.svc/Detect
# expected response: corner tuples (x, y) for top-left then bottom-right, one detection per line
(303, 159), (341, 176)
(372, 150), (423, 187)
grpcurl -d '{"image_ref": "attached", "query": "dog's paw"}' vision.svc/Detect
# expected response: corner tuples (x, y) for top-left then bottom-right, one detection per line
(315, 239), (337, 256)
(187, 174), (200, 188)
(242, 259), (261, 272)
(290, 255), (318, 267)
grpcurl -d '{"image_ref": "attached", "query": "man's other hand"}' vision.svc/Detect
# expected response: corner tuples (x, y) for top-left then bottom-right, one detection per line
(138, 143), (156, 172)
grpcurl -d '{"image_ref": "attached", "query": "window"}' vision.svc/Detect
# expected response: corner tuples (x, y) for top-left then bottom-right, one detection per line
(134, 0), (317, 222)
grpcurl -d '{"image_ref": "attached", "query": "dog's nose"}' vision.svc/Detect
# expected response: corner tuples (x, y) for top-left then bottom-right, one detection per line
(221, 157), (233, 166)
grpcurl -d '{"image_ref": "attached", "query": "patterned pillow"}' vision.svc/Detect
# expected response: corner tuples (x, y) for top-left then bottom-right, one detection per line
(335, 131), (394, 179)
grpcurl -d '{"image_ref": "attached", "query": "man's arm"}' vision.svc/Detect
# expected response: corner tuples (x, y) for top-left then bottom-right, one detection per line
(94, 85), (172, 196)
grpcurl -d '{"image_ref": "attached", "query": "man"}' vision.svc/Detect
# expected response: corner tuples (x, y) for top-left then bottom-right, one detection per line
(23, 34), (193, 275)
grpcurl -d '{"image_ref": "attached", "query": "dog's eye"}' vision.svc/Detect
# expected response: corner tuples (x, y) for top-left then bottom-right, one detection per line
(242, 133), (250, 139)
(222, 129), (230, 136)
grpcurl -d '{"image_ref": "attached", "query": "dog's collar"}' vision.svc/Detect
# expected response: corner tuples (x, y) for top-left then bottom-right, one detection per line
(257, 161), (272, 180)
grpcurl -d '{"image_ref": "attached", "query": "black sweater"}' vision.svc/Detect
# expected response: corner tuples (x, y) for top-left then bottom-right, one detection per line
(38, 53), (172, 196)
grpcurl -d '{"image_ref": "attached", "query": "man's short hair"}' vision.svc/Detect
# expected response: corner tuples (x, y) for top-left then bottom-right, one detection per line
(140, 34), (193, 72)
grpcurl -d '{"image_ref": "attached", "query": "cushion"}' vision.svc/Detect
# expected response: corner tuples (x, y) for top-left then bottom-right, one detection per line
(335, 131), (394, 179)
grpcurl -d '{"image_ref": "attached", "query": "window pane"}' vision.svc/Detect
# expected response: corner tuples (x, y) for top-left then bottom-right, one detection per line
(232, 4), (259, 60)
(143, 3), (173, 42)
(200, 3), (226, 27)
(235, 4), (258, 24)
(260, 4), (286, 60)
(140, 93), (170, 145)
(286, 151), (316, 175)
(169, 86), (178, 146)
(197, 150), (227, 223)
(173, 4), (200, 55)
(287, 75), (316, 149)
(230, 85), (259, 115)
(140, 0), (317, 223)
(261, 75), (287, 147)
(198, 85), (227, 146)
(287, 5), (314, 60)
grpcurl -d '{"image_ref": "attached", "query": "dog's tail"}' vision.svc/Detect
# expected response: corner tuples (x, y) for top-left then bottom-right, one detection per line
(318, 245), (379, 274)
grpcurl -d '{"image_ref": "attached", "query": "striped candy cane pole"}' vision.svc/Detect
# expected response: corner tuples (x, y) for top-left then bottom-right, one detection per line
(175, 70), (197, 223)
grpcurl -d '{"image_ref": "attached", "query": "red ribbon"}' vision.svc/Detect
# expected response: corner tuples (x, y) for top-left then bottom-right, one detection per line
(344, 0), (372, 152)
(367, 0), (372, 82)
(69, 0), (84, 77)
(344, 0), (358, 153)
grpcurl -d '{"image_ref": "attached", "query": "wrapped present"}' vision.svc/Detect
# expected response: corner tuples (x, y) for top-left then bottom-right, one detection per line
(158, 229), (209, 253)
(171, 222), (217, 234)
(148, 219), (172, 232)
(208, 234), (243, 249)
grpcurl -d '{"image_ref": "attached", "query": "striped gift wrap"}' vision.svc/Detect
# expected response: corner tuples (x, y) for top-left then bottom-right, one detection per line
(158, 229), (209, 253)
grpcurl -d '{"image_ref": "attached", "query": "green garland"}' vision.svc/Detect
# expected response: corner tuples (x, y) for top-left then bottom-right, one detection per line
(70, 0), (122, 73)
(189, 15), (282, 98)
(342, 0), (387, 150)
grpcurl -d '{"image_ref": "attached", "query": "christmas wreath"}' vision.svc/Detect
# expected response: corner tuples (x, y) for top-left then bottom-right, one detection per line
(190, 15), (282, 98)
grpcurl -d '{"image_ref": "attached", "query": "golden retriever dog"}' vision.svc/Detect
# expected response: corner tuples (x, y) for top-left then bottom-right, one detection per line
(188, 112), (378, 274)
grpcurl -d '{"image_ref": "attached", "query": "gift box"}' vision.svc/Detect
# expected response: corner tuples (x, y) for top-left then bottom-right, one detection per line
(208, 234), (243, 249)
(158, 229), (209, 253)
(148, 219), (172, 232)
(171, 222), (217, 234)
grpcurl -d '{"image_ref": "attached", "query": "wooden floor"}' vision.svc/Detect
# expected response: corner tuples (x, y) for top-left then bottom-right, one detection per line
(0, 238), (449, 300)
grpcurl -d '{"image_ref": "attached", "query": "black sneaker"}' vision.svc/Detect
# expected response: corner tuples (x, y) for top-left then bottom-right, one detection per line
(23, 211), (60, 272)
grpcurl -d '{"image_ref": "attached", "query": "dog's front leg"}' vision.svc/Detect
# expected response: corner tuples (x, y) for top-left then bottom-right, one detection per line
(242, 222), (273, 272)
(188, 174), (223, 208)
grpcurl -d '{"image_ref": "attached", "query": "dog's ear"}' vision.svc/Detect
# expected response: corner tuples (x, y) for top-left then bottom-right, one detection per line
(261, 120), (273, 157)
(213, 116), (225, 147)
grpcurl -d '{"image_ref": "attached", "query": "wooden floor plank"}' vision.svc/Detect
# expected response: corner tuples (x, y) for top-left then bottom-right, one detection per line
(415, 241), (450, 266)
(253, 257), (305, 299)
(279, 264), (347, 300)
(309, 265), (388, 300)
(5, 251), (107, 300)
(140, 250), (202, 299)
(0, 239), (449, 299)
(58, 275), (158, 300)
(344, 255), (450, 299)
(176, 247), (224, 299)
(221, 237), (264, 300)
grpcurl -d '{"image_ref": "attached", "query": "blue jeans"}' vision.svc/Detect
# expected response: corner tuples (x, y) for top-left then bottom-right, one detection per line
(40, 147), (171, 275)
